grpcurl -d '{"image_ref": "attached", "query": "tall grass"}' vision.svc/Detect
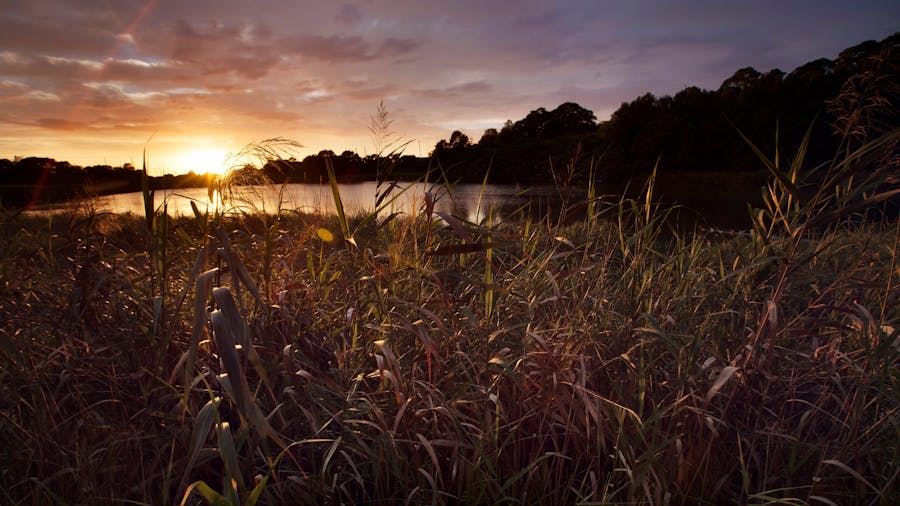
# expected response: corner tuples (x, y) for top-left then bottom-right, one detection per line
(1, 123), (897, 504)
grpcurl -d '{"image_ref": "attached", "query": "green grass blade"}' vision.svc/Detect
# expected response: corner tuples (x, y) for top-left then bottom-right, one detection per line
(141, 147), (155, 230)
(325, 156), (353, 247)
(181, 481), (228, 506)
(182, 268), (218, 406)
(178, 396), (223, 495)
(216, 421), (245, 494)
(735, 124), (799, 197)
(210, 290), (286, 449)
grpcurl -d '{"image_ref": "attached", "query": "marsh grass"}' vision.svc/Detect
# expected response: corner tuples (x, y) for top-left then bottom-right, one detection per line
(1, 120), (898, 505)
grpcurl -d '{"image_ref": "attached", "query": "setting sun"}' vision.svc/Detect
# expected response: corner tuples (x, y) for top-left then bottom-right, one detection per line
(177, 148), (230, 175)
(1, 1), (897, 503)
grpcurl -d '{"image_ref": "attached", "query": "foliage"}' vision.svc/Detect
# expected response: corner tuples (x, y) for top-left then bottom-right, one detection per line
(0, 157), (214, 208)
(0, 35), (898, 504)
(600, 32), (898, 184)
(1, 114), (898, 504)
(4, 33), (895, 211)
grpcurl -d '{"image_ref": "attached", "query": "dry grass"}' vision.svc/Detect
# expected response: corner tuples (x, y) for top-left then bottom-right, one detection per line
(0, 168), (897, 505)
(1, 89), (898, 503)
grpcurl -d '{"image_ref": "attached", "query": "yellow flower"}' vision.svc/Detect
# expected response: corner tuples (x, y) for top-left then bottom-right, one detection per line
(316, 227), (335, 243)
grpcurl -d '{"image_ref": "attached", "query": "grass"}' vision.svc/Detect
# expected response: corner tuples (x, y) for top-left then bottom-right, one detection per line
(0, 127), (898, 505)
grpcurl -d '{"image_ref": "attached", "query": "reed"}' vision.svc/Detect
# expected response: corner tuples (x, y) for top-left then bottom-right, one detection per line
(0, 122), (897, 505)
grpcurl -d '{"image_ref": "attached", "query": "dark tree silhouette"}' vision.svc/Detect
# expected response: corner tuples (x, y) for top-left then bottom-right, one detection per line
(2, 32), (896, 209)
(433, 130), (471, 154)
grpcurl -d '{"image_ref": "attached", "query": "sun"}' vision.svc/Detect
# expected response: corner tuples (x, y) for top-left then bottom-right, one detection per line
(178, 148), (229, 175)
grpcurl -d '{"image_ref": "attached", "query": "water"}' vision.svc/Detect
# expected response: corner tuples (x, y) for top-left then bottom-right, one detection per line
(77, 182), (577, 224)
(37, 179), (761, 229)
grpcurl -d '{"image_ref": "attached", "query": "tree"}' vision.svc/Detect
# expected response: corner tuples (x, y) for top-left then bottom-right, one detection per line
(719, 67), (763, 93)
(339, 150), (361, 163)
(786, 58), (836, 89)
(514, 107), (550, 139)
(447, 130), (470, 150)
(510, 103), (597, 140)
(545, 102), (597, 135)
(478, 128), (500, 147)
(433, 130), (471, 154)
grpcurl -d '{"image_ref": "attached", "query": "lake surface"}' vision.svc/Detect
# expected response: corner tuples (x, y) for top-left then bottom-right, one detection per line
(39, 179), (761, 229)
(78, 182), (580, 224)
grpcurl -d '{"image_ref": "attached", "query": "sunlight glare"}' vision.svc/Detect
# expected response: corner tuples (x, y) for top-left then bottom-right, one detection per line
(179, 148), (229, 175)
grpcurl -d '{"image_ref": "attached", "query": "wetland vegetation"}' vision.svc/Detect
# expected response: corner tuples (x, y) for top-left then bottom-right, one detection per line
(0, 32), (897, 505)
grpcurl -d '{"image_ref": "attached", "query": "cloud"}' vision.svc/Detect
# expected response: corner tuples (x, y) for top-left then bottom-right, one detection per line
(0, 79), (28, 94)
(0, 51), (222, 97)
(283, 34), (422, 62)
(0, 80), (61, 106)
(0, 52), (103, 80)
(514, 8), (566, 29)
(1, 0), (897, 169)
(32, 117), (85, 131)
(286, 34), (369, 61)
(335, 3), (364, 27)
(81, 82), (162, 107)
(343, 83), (399, 102)
(381, 37), (423, 57)
(149, 19), (282, 79)
(27, 90), (61, 102)
(0, 13), (117, 57)
(99, 58), (183, 83)
(414, 81), (493, 100)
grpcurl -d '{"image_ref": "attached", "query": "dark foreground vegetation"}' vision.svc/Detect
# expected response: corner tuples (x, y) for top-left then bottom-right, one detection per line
(2, 33), (897, 213)
(1, 100), (898, 505)
(1, 30), (898, 506)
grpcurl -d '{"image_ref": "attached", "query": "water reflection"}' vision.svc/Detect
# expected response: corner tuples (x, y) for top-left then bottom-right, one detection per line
(36, 180), (759, 230)
(84, 182), (573, 224)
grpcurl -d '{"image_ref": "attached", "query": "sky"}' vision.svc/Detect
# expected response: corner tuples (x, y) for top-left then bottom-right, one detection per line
(0, 0), (897, 175)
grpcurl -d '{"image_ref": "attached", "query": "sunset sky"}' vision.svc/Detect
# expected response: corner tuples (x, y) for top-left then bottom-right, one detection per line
(1, 0), (897, 175)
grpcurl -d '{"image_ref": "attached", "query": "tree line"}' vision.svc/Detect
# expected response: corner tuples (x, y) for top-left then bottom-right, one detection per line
(1, 32), (896, 208)
(0, 159), (217, 208)
(428, 32), (897, 186)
